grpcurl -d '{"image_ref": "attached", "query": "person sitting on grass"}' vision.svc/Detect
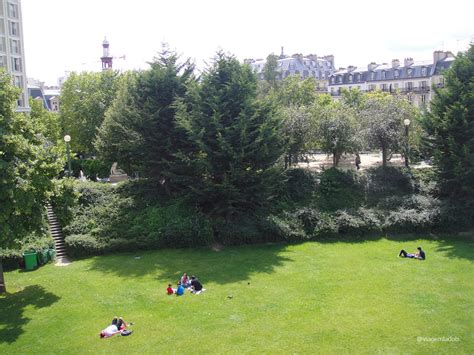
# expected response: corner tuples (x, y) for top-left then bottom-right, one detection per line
(180, 273), (191, 288)
(176, 282), (185, 296)
(190, 276), (205, 294)
(167, 284), (174, 295)
(399, 247), (425, 260)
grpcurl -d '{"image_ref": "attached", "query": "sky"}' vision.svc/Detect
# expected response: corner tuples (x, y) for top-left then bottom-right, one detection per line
(22, 0), (473, 86)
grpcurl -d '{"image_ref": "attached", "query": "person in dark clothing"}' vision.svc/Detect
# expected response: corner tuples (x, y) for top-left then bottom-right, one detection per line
(399, 247), (425, 260)
(190, 276), (203, 293)
(355, 153), (361, 170)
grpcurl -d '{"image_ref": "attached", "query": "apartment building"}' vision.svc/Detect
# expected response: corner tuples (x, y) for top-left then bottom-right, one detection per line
(0, 0), (28, 111)
(328, 51), (454, 107)
(248, 50), (336, 92)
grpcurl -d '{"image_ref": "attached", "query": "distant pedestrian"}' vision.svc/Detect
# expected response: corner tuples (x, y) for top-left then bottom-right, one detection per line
(355, 153), (361, 170)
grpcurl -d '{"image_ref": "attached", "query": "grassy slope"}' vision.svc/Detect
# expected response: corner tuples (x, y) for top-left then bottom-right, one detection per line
(0, 237), (472, 354)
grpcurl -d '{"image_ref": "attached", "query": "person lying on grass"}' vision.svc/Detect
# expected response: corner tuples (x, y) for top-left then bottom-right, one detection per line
(100, 317), (133, 338)
(399, 247), (425, 260)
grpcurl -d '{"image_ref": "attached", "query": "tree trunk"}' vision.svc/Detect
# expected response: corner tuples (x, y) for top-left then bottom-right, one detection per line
(0, 261), (6, 294)
(382, 145), (387, 167)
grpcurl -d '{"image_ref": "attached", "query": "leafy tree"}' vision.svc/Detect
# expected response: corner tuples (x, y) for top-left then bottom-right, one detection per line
(29, 98), (62, 145)
(272, 76), (318, 107)
(281, 105), (314, 167)
(423, 45), (474, 202)
(95, 46), (195, 190)
(60, 70), (120, 156)
(0, 71), (63, 293)
(175, 52), (286, 227)
(315, 102), (360, 167)
(263, 53), (280, 88)
(360, 92), (416, 167)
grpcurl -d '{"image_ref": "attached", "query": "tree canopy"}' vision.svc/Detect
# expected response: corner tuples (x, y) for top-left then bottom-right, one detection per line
(423, 45), (474, 202)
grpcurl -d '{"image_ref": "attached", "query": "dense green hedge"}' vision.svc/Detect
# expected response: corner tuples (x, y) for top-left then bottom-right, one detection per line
(54, 167), (471, 257)
(62, 181), (213, 257)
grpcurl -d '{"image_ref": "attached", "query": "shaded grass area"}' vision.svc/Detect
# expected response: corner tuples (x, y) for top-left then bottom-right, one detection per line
(1, 236), (473, 353)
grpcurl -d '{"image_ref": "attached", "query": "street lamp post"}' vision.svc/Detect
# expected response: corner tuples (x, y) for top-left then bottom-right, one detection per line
(403, 119), (411, 168)
(64, 135), (72, 177)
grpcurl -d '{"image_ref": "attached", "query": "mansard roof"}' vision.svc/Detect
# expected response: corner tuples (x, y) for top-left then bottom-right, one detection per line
(329, 56), (454, 85)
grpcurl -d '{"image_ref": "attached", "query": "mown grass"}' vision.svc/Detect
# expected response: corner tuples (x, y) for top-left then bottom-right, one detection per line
(1, 236), (473, 354)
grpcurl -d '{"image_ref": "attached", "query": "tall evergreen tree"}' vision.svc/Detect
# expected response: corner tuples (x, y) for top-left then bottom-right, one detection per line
(176, 53), (286, 222)
(95, 46), (195, 190)
(423, 45), (474, 202)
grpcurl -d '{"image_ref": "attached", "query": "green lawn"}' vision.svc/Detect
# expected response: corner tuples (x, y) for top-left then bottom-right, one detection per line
(1, 236), (473, 353)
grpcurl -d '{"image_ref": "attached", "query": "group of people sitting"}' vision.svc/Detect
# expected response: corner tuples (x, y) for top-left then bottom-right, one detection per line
(167, 273), (205, 296)
(99, 316), (133, 338)
(399, 247), (426, 260)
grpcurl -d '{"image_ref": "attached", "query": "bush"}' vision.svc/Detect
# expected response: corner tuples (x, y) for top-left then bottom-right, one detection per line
(0, 232), (54, 270)
(365, 166), (414, 204)
(50, 178), (79, 226)
(64, 234), (106, 257)
(317, 168), (364, 211)
(335, 208), (383, 235)
(284, 168), (318, 203)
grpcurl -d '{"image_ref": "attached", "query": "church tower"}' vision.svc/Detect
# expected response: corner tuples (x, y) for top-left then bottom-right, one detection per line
(101, 37), (113, 70)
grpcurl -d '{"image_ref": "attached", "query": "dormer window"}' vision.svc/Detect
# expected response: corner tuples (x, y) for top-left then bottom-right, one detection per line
(421, 67), (427, 76)
(394, 69), (399, 78)
(337, 76), (342, 83)
(370, 72), (375, 80)
(331, 77), (335, 84)
(358, 74), (363, 81)
(381, 71), (386, 79)
(349, 75), (353, 83)
(407, 68), (413, 77)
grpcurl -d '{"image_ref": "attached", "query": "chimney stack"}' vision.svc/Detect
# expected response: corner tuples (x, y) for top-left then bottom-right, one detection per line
(392, 59), (400, 68)
(368, 62), (378, 71)
(404, 58), (414, 67)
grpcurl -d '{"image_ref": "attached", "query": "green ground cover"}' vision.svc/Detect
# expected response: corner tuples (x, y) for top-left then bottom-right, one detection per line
(1, 236), (472, 353)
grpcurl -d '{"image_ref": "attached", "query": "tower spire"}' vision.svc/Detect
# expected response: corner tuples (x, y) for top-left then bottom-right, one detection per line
(101, 37), (113, 70)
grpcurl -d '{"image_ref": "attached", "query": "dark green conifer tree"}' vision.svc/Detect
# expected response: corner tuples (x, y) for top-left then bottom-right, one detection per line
(176, 53), (286, 222)
(423, 45), (474, 204)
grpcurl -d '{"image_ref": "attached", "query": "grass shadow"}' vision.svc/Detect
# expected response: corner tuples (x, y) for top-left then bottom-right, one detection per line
(85, 242), (294, 284)
(0, 285), (60, 344)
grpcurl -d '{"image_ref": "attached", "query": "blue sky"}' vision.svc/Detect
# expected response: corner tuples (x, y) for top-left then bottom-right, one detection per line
(22, 0), (473, 85)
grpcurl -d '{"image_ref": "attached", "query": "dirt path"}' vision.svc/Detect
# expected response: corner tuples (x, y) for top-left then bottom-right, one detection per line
(297, 153), (430, 171)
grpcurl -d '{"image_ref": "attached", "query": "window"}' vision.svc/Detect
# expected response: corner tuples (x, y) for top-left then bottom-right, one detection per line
(13, 75), (22, 88)
(381, 83), (388, 91)
(407, 68), (413, 77)
(406, 82), (413, 90)
(381, 71), (386, 79)
(368, 84), (376, 91)
(358, 73), (363, 81)
(370, 72), (375, 80)
(11, 57), (21, 71)
(9, 21), (19, 36)
(337, 76), (342, 83)
(421, 95), (427, 104)
(10, 39), (20, 54)
(0, 37), (5, 53)
(348, 74), (353, 83)
(0, 19), (4, 34)
(394, 69), (399, 78)
(8, 3), (18, 18)
(420, 80), (427, 89)
(331, 77), (335, 84)
(0, 55), (6, 67)
(421, 67), (427, 76)
(394, 83), (399, 89)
